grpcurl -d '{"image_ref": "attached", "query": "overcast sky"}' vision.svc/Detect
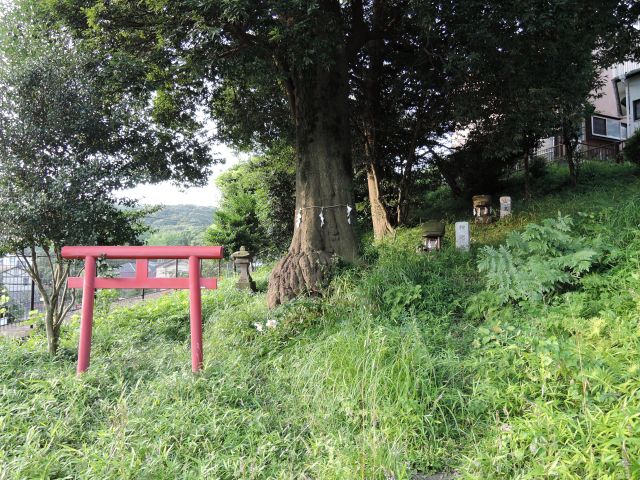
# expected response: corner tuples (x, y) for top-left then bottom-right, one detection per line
(116, 144), (244, 208)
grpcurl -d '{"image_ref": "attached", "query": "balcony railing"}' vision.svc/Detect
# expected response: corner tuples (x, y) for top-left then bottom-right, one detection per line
(534, 141), (624, 164)
(612, 61), (640, 79)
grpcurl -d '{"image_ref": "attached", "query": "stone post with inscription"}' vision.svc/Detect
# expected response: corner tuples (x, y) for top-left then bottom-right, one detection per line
(455, 222), (470, 251)
(500, 196), (512, 219)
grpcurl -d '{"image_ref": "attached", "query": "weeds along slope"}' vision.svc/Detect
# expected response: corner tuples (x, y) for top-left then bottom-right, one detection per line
(459, 207), (640, 478)
(0, 162), (639, 479)
(0, 251), (477, 478)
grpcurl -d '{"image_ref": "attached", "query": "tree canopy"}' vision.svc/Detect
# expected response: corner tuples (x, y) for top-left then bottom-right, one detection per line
(0, 3), (219, 352)
(0, 41), (149, 352)
(205, 144), (296, 259)
(430, 0), (639, 197)
(35, 0), (640, 306)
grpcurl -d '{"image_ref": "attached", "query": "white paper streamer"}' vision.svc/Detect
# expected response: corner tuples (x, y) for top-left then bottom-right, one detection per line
(296, 204), (353, 228)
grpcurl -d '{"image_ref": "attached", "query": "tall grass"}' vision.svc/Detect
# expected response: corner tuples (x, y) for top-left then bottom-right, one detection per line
(1, 162), (639, 479)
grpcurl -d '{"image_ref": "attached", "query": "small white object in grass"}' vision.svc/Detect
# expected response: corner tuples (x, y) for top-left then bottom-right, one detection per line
(266, 319), (277, 329)
(500, 196), (512, 218)
(253, 322), (264, 332)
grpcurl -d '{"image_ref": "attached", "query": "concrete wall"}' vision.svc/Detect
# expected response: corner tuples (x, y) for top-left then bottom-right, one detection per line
(594, 69), (622, 118)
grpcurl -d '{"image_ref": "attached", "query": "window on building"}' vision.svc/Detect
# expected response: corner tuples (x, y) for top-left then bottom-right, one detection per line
(591, 115), (626, 139)
(634, 99), (640, 121)
(606, 118), (621, 138)
(592, 116), (607, 136)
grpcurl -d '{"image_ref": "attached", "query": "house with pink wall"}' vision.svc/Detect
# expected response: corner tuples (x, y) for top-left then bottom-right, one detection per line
(587, 61), (640, 144)
(539, 61), (640, 161)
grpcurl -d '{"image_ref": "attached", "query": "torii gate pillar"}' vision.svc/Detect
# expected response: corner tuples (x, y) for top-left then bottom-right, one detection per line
(62, 246), (224, 374)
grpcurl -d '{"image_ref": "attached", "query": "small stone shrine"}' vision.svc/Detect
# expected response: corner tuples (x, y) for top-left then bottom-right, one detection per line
(472, 195), (493, 224)
(418, 220), (445, 253)
(231, 246), (256, 292)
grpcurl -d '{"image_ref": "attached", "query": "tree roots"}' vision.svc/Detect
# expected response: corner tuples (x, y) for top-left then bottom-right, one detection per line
(266, 250), (334, 308)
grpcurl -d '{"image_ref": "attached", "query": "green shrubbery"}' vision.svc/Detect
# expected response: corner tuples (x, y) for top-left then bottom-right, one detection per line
(476, 214), (604, 304)
(205, 144), (296, 259)
(462, 246), (640, 478)
(623, 129), (640, 164)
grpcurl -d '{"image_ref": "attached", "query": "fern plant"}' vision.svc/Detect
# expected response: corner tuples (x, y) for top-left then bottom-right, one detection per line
(477, 215), (603, 303)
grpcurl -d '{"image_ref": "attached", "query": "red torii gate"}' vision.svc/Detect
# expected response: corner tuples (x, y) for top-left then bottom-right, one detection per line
(62, 246), (224, 374)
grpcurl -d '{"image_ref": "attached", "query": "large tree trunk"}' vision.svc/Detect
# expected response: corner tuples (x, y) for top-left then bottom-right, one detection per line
(562, 127), (579, 188)
(39, 268), (64, 356)
(362, 77), (394, 240)
(267, 43), (358, 308)
(396, 160), (414, 225)
(396, 110), (424, 225)
(45, 310), (60, 355)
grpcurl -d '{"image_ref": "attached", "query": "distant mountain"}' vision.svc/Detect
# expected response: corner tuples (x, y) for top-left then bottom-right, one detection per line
(144, 204), (215, 231)
(142, 205), (215, 246)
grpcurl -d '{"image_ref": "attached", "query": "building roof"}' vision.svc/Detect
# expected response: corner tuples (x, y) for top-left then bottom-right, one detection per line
(623, 68), (640, 80)
(612, 61), (640, 81)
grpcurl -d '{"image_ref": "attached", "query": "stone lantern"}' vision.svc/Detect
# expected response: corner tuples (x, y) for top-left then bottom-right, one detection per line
(231, 246), (256, 292)
(419, 220), (445, 253)
(472, 195), (493, 224)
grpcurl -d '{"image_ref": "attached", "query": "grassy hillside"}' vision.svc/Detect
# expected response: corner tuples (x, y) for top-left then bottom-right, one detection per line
(1, 163), (639, 478)
(142, 204), (215, 246)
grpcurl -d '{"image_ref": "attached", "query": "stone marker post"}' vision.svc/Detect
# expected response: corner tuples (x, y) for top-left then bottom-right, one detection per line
(500, 196), (512, 219)
(455, 222), (470, 251)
